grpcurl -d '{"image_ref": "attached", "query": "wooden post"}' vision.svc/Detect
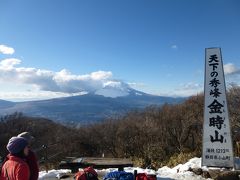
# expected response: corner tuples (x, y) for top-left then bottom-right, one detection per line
(42, 145), (48, 173)
(236, 142), (240, 157)
(134, 170), (137, 180)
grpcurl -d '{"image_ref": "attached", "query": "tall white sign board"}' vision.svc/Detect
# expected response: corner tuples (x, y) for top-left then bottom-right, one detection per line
(202, 48), (234, 168)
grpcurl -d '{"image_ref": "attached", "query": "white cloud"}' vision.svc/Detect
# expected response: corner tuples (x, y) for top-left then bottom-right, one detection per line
(0, 58), (129, 95)
(178, 82), (202, 90)
(224, 63), (240, 75)
(173, 83), (202, 96)
(0, 45), (15, 55)
(0, 91), (88, 102)
(91, 71), (112, 80)
(128, 82), (146, 88)
(0, 58), (21, 68)
(171, 45), (178, 49)
(157, 82), (203, 97)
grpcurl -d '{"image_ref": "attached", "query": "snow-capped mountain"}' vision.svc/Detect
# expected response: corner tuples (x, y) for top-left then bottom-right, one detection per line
(95, 81), (131, 98)
(0, 87), (186, 124)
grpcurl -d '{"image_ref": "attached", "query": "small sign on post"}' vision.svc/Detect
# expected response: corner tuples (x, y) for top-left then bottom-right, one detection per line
(202, 48), (234, 168)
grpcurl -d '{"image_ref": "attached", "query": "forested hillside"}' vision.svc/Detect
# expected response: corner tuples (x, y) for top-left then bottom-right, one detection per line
(1, 86), (240, 169)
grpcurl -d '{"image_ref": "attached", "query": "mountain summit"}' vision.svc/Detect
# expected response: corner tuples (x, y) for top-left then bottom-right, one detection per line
(94, 81), (132, 98)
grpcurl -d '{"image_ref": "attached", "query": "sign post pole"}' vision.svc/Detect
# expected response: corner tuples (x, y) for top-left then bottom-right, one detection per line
(202, 48), (234, 168)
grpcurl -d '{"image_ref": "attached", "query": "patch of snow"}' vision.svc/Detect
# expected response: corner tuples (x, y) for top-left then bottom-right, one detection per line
(39, 169), (71, 180)
(40, 157), (240, 179)
(95, 81), (131, 97)
(95, 88), (129, 98)
(39, 157), (213, 180)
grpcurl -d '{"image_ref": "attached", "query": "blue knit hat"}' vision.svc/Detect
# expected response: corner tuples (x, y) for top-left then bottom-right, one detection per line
(6, 137), (28, 154)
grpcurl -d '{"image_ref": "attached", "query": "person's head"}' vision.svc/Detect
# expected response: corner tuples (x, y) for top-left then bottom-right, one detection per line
(17, 131), (35, 145)
(7, 137), (29, 157)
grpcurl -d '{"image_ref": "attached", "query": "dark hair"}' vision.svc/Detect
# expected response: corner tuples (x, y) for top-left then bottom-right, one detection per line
(11, 148), (27, 159)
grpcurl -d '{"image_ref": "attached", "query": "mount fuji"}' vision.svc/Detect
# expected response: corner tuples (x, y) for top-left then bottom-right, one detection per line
(0, 84), (186, 124)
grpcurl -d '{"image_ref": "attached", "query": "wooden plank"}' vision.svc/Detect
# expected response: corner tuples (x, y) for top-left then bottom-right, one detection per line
(59, 157), (133, 173)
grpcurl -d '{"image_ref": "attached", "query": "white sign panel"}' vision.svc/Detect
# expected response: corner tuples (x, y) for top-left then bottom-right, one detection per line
(202, 48), (234, 168)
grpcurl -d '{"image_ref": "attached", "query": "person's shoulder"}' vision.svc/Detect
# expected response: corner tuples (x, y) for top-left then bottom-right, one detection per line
(6, 156), (28, 167)
(7, 155), (24, 163)
(16, 159), (29, 169)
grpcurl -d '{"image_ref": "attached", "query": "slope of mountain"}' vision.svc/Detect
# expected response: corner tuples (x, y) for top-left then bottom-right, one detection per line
(0, 90), (186, 124)
(0, 100), (16, 108)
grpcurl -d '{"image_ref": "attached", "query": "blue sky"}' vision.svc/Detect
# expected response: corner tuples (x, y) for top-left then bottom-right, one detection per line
(0, 0), (240, 101)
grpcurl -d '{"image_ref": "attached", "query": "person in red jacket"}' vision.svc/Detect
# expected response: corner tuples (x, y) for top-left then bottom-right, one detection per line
(74, 166), (98, 180)
(0, 136), (30, 180)
(17, 132), (39, 180)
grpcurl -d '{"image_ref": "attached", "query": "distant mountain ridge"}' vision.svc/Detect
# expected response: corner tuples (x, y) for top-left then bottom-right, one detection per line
(0, 89), (186, 124)
(0, 100), (15, 108)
